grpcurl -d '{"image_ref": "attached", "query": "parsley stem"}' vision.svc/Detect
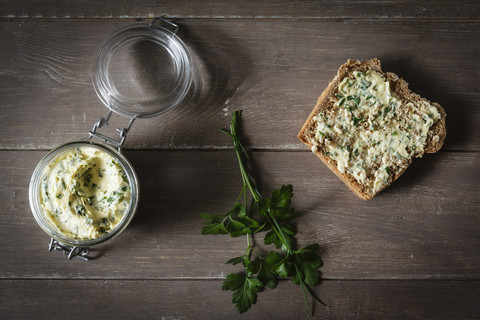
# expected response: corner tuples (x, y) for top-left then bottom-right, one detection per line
(268, 214), (292, 254)
(296, 264), (313, 316)
(237, 149), (261, 202)
(235, 185), (247, 206)
(229, 112), (293, 256)
(223, 111), (262, 203)
(246, 233), (252, 259)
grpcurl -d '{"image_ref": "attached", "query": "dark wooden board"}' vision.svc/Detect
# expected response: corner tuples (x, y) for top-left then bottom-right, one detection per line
(1, 150), (479, 279)
(0, 20), (478, 151)
(1, 279), (480, 319)
(1, 2), (479, 318)
(0, 0), (479, 20)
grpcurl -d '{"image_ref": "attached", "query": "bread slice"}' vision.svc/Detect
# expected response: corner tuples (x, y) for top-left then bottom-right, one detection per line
(298, 58), (446, 200)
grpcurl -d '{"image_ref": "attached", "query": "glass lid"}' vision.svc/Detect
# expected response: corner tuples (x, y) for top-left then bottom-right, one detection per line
(92, 17), (193, 118)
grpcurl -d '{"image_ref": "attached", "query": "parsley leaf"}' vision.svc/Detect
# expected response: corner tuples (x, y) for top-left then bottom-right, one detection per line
(257, 252), (282, 289)
(226, 256), (245, 265)
(290, 244), (323, 286)
(200, 213), (228, 235)
(266, 185), (296, 220)
(222, 273), (263, 314)
(201, 203), (260, 237)
(264, 222), (296, 251)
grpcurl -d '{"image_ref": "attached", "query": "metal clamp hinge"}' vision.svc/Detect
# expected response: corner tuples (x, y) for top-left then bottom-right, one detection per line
(48, 238), (90, 261)
(86, 110), (136, 151)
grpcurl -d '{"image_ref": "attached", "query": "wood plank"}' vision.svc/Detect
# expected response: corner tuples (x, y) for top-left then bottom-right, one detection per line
(1, 279), (479, 319)
(1, 150), (479, 279)
(0, 20), (478, 151)
(0, 0), (479, 20)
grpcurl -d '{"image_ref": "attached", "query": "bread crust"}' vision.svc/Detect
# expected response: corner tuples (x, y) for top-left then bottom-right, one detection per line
(298, 58), (447, 200)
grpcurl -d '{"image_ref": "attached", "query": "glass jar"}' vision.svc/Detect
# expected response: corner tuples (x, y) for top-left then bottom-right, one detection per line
(28, 17), (192, 260)
(29, 141), (139, 247)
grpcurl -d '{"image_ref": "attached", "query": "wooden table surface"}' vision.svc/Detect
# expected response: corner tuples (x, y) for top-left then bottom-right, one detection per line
(1, 1), (479, 319)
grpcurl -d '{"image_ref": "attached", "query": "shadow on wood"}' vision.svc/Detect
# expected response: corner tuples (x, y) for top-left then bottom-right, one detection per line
(125, 150), (242, 231)
(178, 20), (254, 117)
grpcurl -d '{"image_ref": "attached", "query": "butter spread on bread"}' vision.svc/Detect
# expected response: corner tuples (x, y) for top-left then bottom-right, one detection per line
(298, 58), (446, 200)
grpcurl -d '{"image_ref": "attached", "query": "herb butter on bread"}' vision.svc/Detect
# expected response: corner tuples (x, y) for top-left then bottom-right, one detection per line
(298, 58), (446, 200)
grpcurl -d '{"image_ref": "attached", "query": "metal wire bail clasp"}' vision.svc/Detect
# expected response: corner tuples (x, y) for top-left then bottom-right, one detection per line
(86, 110), (136, 152)
(48, 238), (90, 261)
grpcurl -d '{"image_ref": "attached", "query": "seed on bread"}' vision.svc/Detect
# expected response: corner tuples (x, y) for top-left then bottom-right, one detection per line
(298, 58), (447, 200)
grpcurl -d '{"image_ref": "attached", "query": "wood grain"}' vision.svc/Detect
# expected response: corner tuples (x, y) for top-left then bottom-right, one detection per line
(1, 2), (479, 318)
(0, 20), (478, 151)
(1, 279), (479, 320)
(1, 150), (478, 279)
(0, 0), (479, 20)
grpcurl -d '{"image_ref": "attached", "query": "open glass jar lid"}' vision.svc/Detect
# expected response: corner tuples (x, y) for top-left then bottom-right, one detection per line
(29, 17), (192, 260)
(93, 17), (193, 118)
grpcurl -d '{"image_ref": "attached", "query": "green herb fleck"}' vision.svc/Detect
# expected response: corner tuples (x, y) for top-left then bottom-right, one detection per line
(359, 79), (372, 90)
(353, 116), (362, 126)
(347, 95), (360, 106)
(75, 204), (86, 216)
(87, 196), (95, 206)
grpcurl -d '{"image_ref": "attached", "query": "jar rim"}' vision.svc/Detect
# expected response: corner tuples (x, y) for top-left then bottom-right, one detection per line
(92, 20), (193, 118)
(29, 140), (140, 247)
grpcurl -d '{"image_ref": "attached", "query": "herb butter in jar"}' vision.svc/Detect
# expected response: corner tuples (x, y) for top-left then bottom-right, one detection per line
(40, 145), (131, 240)
(30, 141), (139, 250)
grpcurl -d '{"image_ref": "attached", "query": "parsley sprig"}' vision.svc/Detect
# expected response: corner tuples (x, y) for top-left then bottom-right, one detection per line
(201, 110), (326, 314)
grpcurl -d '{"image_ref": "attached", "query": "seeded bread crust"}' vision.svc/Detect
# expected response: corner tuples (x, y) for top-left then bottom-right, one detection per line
(298, 58), (447, 200)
